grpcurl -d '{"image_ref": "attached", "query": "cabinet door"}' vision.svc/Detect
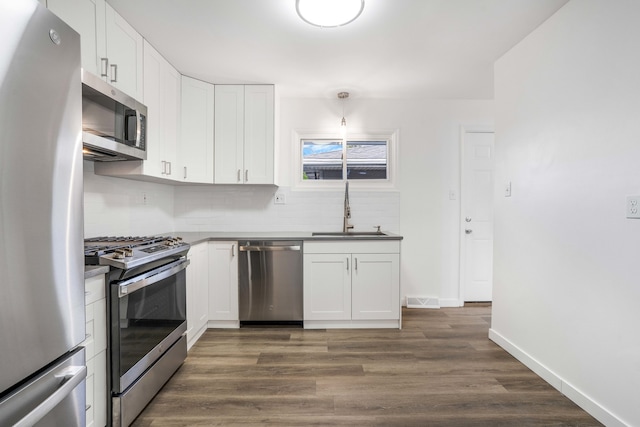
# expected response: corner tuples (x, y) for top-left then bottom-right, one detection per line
(86, 350), (107, 427)
(214, 85), (245, 184)
(180, 76), (214, 183)
(303, 254), (351, 321)
(141, 41), (180, 179)
(141, 41), (165, 178)
(105, 3), (143, 99)
(351, 253), (400, 320)
(209, 242), (239, 321)
(162, 62), (181, 177)
(244, 85), (274, 184)
(186, 243), (209, 348)
(47, 0), (106, 77)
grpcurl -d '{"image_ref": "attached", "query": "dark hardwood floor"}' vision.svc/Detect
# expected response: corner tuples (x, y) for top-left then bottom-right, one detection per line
(132, 305), (602, 426)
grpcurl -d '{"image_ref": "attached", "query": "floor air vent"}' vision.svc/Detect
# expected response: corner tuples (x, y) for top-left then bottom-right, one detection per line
(406, 296), (440, 309)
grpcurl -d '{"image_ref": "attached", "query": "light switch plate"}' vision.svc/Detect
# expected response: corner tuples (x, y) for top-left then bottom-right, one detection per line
(504, 181), (512, 197)
(626, 195), (640, 218)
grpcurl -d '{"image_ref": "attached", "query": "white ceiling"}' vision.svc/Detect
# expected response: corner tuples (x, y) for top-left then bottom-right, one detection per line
(107, 0), (569, 99)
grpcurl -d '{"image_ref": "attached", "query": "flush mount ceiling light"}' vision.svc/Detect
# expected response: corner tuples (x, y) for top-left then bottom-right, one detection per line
(296, 0), (365, 28)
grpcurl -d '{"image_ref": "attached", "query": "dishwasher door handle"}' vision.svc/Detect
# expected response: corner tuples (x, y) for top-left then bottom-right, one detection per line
(239, 245), (301, 252)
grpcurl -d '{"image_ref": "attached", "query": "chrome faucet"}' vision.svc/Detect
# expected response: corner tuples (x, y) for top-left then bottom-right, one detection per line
(343, 181), (354, 233)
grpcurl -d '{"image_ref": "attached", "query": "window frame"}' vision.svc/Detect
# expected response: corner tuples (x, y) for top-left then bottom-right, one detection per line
(292, 129), (399, 191)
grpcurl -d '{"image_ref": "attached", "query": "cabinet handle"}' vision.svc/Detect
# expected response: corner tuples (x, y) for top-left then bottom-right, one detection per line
(86, 404), (92, 412)
(355, 257), (358, 271)
(110, 63), (118, 83)
(346, 257), (349, 271)
(167, 161), (172, 175)
(100, 58), (109, 78)
(161, 161), (166, 175)
(237, 169), (241, 182)
(231, 244), (235, 257)
(184, 166), (187, 180)
(245, 170), (248, 182)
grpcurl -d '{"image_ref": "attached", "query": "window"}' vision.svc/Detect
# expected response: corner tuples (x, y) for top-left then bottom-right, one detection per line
(294, 130), (398, 189)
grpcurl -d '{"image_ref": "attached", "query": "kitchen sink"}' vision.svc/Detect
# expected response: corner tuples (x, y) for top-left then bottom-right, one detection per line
(312, 232), (387, 237)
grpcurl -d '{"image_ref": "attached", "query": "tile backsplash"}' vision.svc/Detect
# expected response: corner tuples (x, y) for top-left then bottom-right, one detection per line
(84, 160), (399, 237)
(83, 161), (174, 237)
(173, 185), (400, 234)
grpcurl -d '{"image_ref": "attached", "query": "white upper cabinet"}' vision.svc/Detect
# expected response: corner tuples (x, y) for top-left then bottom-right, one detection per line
(94, 41), (180, 181)
(47, 0), (143, 100)
(104, 4), (143, 100)
(180, 76), (215, 183)
(244, 85), (275, 184)
(47, 0), (106, 77)
(214, 85), (274, 184)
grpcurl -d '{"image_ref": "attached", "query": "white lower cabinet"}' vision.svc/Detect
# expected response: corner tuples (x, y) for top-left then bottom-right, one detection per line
(303, 253), (351, 321)
(186, 242), (209, 350)
(208, 241), (239, 328)
(84, 274), (107, 427)
(303, 241), (401, 329)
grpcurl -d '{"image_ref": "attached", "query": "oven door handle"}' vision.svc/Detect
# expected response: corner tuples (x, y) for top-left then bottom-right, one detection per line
(117, 259), (190, 298)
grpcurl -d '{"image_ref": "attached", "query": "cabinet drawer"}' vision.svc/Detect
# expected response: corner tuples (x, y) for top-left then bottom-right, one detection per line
(83, 298), (107, 360)
(85, 274), (106, 305)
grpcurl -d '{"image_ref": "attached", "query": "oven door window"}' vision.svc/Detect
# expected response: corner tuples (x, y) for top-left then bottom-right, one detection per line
(114, 265), (186, 390)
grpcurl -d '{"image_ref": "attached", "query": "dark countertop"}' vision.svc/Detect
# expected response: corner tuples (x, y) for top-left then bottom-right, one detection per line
(174, 231), (403, 246)
(84, 265), (109, 279)
(83, 233), (402, 275)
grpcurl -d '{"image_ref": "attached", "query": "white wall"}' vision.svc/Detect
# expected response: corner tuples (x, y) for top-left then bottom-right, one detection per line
(492, 1), (640, 426)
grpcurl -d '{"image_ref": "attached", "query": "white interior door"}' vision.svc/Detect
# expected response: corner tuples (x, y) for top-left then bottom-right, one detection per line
(460, 131), (495, 302)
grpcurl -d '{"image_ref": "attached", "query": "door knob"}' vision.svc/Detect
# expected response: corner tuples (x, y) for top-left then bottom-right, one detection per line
(465, 217), (472, 222)
(465, 229), (473, 234)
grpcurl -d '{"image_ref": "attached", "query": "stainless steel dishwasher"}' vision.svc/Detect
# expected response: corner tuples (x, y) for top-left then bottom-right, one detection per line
(238, 240), (303, 325)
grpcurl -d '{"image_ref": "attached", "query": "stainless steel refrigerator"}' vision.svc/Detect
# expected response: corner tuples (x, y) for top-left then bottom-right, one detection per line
(0, 1), (86, 425)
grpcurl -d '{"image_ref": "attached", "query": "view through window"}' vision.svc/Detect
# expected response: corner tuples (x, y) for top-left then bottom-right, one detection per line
(302, 139), (388, 181)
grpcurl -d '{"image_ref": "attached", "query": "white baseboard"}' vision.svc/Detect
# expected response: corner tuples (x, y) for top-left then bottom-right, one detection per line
(489, 328), (629, 427)
(207, 320), (240, 329)
(439, 298), (463, 307)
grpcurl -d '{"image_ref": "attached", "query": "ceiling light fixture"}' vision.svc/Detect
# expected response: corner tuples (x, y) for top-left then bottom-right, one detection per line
(296, 0), (365, 28)
(338, 91), (349, 137)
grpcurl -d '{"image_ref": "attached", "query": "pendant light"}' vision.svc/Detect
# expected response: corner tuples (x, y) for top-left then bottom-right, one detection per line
(338, 92), (349, 137)
(296, 0), (365, 28)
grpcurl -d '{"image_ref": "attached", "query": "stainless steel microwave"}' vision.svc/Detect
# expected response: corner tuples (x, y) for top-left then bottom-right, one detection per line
(81, 70), (147, 161)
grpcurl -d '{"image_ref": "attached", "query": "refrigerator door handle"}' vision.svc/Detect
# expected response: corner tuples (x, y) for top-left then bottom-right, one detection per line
(12, 365), (86, 427)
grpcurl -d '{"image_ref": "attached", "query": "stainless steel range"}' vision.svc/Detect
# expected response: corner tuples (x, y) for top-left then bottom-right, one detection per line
(85, 236), (190, 427)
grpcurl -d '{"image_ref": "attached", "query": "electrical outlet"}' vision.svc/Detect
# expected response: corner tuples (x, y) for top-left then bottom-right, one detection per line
(274, 193), (286, 205)
(137, 192), (148, 205)
(626, 195), (640, 218)
(504, 181), (512, 197)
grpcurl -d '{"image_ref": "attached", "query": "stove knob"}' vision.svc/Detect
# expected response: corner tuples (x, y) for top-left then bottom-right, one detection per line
(114, 249), (125, 259)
